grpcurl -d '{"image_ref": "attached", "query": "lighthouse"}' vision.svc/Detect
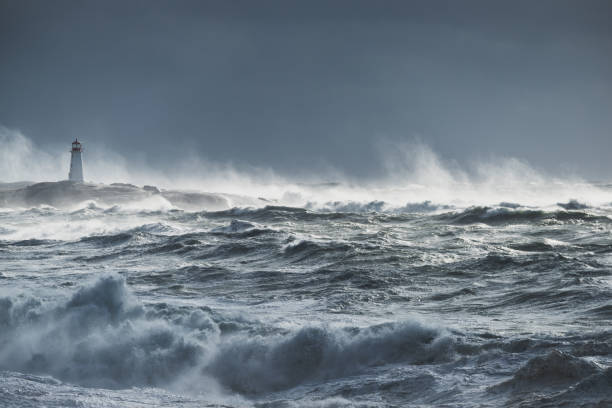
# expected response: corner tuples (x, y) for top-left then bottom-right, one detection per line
(68, 139), (84, 182)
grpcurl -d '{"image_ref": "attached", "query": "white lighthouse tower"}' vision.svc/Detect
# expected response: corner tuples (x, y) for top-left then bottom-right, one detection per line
(68, 139), (84, 182)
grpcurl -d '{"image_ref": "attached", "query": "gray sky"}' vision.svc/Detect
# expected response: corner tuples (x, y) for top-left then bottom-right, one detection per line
(1, 0), (611, 179)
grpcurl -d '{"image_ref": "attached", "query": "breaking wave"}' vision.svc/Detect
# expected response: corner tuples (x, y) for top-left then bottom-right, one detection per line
(209, 321), (455, 394)
(0, 275), (457, 394)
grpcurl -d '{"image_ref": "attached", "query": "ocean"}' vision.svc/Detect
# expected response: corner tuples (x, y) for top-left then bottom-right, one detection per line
(0, 180), (610, 407)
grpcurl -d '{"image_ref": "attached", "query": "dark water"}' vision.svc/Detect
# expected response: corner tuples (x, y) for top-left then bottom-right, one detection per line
(1, 187), (611, 407)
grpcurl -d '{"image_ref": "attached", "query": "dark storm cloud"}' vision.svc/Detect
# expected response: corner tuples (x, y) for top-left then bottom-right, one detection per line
(1, 0), (611, 178)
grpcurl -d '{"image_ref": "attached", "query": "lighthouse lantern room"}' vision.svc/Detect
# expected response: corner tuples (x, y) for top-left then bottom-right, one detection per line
(69, 139), (84, 182)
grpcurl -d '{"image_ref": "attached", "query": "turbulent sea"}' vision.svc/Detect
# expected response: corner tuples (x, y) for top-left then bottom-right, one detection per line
(1, 181), (611, 407)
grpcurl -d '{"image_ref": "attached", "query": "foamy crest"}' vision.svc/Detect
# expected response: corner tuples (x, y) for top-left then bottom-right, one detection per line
(0, 274), (456, 396)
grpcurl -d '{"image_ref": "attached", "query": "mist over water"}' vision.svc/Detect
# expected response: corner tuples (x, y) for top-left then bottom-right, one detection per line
(1, 127), (611, 407)
(2, 126), (611, 209)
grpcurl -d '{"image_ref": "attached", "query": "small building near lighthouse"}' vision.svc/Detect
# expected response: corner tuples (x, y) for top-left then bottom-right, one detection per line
(68, 139), (84, 182)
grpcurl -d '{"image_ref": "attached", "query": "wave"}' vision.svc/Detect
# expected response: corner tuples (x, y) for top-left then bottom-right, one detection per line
(0, 275), (212, 389)
(207, 321), (455, 394)
(306, 200), (453, 215)
(397, 200), (452, 213)
(428, 287), (477, 301)
(438, 206), (610, 225)
(283, 239), (354, 264)
(77, 223), (176, 246)
(212, 219), (258, 233)
(69, 201), (106, 216)
(508, 240), (559, 252)
(488, 368), (612, 408)
(557, 199), (591, 210)
(490, 350), (611, 407)
(0, 275), (457, 394)
(207, 206), (313, 222)
(205, 206), (373, 225)
(211, 219), (279, 238)
(452, 252), (553, 272)
(489, 286), (607, 312)
(308, 201), (387, 213)
(78, 232), (135, 246)
(5, 238), (57, 247)
(491, 350), (600, 392)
